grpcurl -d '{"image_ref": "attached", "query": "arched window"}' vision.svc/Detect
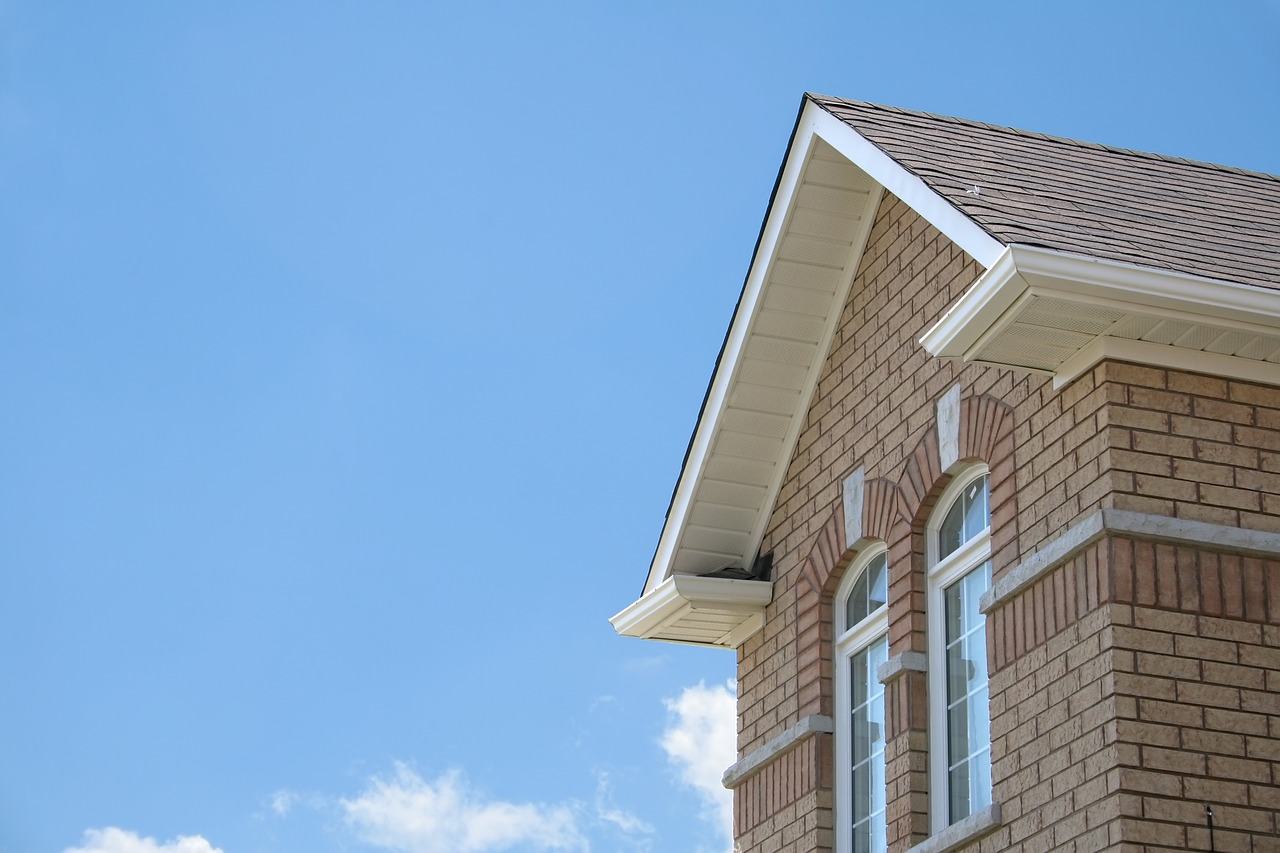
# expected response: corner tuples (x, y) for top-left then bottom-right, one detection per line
(927, 469), (993, 831)
(834, 547), (889, 853)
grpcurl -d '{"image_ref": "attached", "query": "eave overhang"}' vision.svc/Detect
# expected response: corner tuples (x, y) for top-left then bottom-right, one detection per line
(613, 96), (1006, 649)
(609, 575), (775, 648)
(921, 245), (1280, 388)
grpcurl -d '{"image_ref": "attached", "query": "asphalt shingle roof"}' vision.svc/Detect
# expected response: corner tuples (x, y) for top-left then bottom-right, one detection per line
(811, 95), (1280, 290)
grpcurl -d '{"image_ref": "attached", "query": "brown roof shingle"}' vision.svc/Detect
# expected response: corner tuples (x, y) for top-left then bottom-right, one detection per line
(811, 95), (1280, 290)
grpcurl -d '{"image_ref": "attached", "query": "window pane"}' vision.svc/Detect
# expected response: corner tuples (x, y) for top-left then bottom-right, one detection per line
(846, 553), (887, 628)
(965, 631), (988, 692)
(939, 474), (990, 561)
(944, 580), (964, 645)
(970, 686), (990, 758)
(947, 695), (970, 765)
(853, 704), (870, 759)
(868, 554), (887, 613)
(963, 474), (990, 540)
(946, 635), (970, 700)
(847, 570), (868, 628)
(943, 563), (991, 827)
(852, 757), (870, 824)
(869, 815), (886, 853)
(949, 761), (972, 822)
(851, 654), (869, 708)
(853, 818), (870, 853)
(939, 496), (964, 559)
(846, 635), (888, 851)
(971, 743), (992, 813)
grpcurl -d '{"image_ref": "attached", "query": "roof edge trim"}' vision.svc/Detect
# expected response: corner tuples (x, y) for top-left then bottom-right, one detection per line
(806, 97), (1006, 268)
(610, 575), (774, 649)
(921, 244), (1280, 385)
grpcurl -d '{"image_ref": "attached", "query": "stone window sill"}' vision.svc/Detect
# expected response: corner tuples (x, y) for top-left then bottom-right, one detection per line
(908, 804), (1002, 853)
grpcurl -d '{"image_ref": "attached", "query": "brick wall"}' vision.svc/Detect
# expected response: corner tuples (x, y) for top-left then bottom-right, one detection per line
(987, 536), (1280, 851)
(728, 189), (1280, 852)
(734, 193), (1050, 850)
(1104, 364), (1280, 532)
(733, 734), (833, 852)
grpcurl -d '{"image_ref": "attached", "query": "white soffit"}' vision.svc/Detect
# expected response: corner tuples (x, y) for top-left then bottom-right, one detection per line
(610, 576), (774, 648)
(921, 245), (1280, 388)
(641, 109), (892, 599)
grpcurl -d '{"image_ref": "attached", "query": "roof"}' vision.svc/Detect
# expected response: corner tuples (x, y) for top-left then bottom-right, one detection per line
(613, 94), (1280, 649)
(810, 95), (1280, 291)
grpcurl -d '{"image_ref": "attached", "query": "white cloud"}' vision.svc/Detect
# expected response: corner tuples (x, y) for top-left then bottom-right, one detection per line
(267, 789), (296, 816)
(660, 680), (737, 850)
(64, 828), (223, 853)
(592, 772), (653, 836)
(341, 763), (587, 853)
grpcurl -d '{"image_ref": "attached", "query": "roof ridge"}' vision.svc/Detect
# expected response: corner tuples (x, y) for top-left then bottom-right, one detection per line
(806, 93), (1280, 184)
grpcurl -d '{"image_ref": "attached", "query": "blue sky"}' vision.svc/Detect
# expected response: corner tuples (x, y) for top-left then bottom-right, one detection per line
(1, 3), (1277, 852)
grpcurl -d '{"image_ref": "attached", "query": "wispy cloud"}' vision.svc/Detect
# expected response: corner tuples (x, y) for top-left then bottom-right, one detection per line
(340, 762), (587, 853)
(268, 788), (298, 816)
(63, 828), (223, 853)
(593, 771), (653, 837)
(660, 680), (737, 851)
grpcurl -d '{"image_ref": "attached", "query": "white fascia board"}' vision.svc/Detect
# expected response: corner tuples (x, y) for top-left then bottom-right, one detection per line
(610, 576), (690, 639)
(610, 575), (774, 647)
(921, 244), (1280, 361)
(806, 104), (1005, 269)
(642, 112), (823, 595)
(919, 246), (1022, 357)
(1012, 246), (1280, 328)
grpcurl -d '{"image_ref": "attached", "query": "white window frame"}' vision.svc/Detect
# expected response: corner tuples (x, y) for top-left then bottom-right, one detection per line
(834, 545), (889, 853)
(926, 467), (993, 834)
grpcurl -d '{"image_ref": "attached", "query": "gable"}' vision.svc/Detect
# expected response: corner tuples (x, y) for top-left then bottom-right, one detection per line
(612, 94), (1280, 649)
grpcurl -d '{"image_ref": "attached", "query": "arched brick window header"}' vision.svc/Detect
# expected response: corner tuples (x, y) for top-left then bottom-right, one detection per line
(802, 391), (1016, 599)
(793, 390), (1017, 718)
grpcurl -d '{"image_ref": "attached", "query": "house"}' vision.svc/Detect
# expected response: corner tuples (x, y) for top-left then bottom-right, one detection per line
(611, 94), (1280, 852)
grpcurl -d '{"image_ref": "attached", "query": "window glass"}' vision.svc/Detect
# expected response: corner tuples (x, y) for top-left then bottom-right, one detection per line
(941, 528), (991, 823)
(837, 550), (890, 853)
(932, 471), (993, 830)
(938, 473), (989, 560)
(845, 552), (887, 628)
(849, 635), (888, 853)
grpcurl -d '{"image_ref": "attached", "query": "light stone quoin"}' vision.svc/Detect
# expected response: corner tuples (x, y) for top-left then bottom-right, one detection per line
(842, 466), (865, 548)
(937, 384), (961, 472)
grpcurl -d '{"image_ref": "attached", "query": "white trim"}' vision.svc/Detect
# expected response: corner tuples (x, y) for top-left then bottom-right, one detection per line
(806, 104), (1004, 268)
(640, 125), (821, 596)
(1054, 336), (1280, 389)
(834, 546), (890, 853)
(610, 575), (773, 648)
(919, 246), (1023, 358)
(1013, 246), (1280, 324)
(920, 244), (1280, 387)
(642, 108), (888, 596)
(739, 181), (884, 579)
(925, 468), (993, 835)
